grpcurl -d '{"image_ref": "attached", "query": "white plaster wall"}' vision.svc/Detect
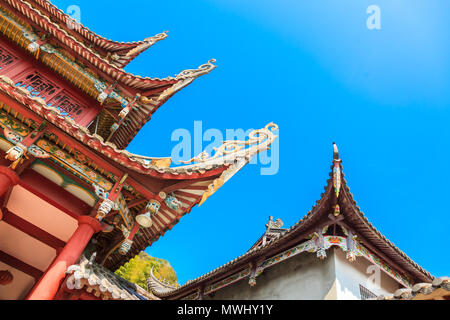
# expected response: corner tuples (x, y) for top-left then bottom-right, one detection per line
(203, 248), (402, 300)
(333, 248), (401, 299)
(205, 251), (337, 300)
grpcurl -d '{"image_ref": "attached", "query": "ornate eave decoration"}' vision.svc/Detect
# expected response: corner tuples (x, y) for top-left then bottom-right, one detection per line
(125, 31), (169, 58)
(180, 123), (278, 205)
(0, 3), (217, 124)
(181, 123), (278, 167)
(109, 31), (169, 68)
(0, 7), (130, 106)
(266, 216), (284, 230)
(158, 234), (413, 300)
(0, 75), (230, 178)
(175, 59), (217, 80)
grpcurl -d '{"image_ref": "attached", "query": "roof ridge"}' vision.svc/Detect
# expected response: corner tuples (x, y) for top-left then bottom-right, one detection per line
(341, 178), (434, 280)
(334, 143), (433, 281)
(30, 0), (159, 49)
(5, 0), (216, 86)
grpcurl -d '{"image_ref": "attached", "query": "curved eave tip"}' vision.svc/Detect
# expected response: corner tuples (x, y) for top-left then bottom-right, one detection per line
(205, 59), (218, 72)
(144, 31), (169, 43)
(175, 59), (218, 80)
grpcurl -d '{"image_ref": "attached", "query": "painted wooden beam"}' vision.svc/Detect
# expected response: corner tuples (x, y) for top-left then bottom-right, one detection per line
(2, 208), (66, 249)
(40, 157), (95, 194)
(175, 190), (202, 200)
(161, 179), (210, 194)
(0, 249), (43, 280)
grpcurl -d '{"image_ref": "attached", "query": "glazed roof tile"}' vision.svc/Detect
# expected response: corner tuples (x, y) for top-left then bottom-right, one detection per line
(376, 277), (450, 300)
(66, 255), (156, 300)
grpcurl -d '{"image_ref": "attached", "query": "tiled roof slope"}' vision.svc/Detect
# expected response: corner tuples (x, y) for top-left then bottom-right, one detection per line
(66, 255), (157, 300)
(376, 277), (449, 300)
(30, 0), (163, 62)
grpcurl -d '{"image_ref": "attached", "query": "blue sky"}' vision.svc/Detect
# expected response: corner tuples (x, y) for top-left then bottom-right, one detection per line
(54, 0), (449, 283)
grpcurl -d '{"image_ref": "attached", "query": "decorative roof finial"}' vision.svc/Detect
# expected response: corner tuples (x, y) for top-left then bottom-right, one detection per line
(182, 123), (279, 206)
(176, 59), (217, 80)
(332, 142), (342, 198)
(333, 142), (339, 160)
(126, 31), (170, 58)
(266, 216), (284, 230)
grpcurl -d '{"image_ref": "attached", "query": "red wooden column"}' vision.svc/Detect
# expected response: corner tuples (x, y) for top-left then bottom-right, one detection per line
(26, 216), (101, 300)
(0, 166), (19, 197)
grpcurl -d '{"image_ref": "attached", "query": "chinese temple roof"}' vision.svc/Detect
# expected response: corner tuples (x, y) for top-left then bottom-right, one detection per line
(147, 144), (433, 299)
(376, 277), (449, 300)
(3, 0), (177, 86)
(0, 0), (281, 281)
(65, 254), (156, 300)
(248, 216), (288, 251)
(147, 267), (179, 297)
(13, 0), (168, 68)
(0, 70), (279, 270)
(0, 0), (217, 148)
(0, 74), (228, 178)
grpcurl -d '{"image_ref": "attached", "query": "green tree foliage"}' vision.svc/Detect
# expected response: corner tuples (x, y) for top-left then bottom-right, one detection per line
(114, 251), (178, 290)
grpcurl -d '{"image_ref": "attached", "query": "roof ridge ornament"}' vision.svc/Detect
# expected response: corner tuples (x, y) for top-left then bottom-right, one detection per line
(125, 31), (169, 58)
(151, 59), (217, 103)
(191, 123), (279, 206)
(332, 143), (342, 198)
(181, 123), (278, 166)
(176, 59), (217, 80)
(266, 216), (284, 230)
